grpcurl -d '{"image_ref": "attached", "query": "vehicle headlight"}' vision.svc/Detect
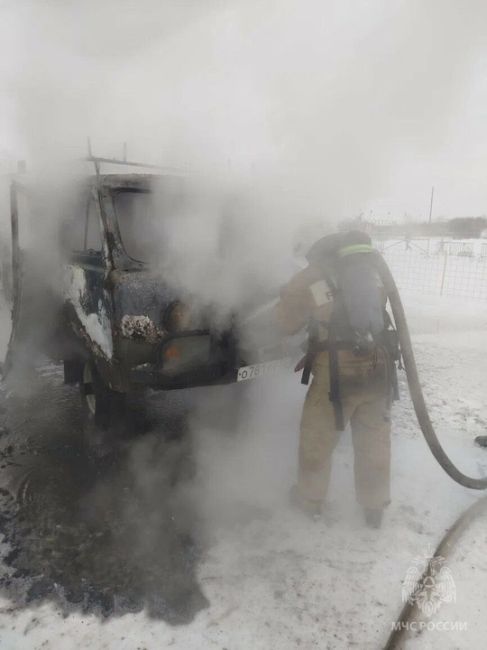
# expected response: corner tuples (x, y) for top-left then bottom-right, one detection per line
(160, 335), (211, 373)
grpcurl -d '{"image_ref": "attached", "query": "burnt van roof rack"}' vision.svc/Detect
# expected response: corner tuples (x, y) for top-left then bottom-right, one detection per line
(84, 139), (186, 175)
(84, 155), (168, 171)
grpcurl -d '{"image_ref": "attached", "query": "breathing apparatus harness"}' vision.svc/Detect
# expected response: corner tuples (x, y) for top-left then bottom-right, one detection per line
(301, 232), (487, 491)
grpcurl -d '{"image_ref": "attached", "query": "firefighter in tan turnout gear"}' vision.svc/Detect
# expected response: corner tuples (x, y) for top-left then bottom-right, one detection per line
(276, 231), (398, 528)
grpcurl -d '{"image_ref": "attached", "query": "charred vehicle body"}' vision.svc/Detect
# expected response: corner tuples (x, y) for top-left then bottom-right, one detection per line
(4, 159), (287, 427)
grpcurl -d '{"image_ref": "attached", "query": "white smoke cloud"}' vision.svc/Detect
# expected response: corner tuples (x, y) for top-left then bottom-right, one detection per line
(3, 0), (487, 217)
(2, 0), (487, 517)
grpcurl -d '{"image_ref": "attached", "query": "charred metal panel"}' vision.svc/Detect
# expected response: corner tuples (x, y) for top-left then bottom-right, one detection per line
(63, 265), (113, 359)
(99, 187), (136, 271)
(93, 173), (185, 192)
(111, 271), (173, 342)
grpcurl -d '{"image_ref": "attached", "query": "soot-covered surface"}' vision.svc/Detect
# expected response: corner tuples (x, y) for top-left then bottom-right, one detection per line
(0, 365), (208, 624)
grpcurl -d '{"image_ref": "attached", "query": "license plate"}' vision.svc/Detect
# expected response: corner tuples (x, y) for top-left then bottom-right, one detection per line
(237, 358), (290, 382)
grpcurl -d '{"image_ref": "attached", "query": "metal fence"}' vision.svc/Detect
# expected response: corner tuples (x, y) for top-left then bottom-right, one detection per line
(376, 238), (487, 301)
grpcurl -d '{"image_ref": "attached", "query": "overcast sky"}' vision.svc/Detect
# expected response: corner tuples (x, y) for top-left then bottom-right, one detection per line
(1, 0), (487, 221)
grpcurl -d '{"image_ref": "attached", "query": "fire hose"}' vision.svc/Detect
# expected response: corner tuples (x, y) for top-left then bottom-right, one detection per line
(374, 252), (487, 490)
(384, 493), (487, 648)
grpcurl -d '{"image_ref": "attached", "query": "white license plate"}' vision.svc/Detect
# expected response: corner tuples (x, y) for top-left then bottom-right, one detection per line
(237, 358), (290, 382)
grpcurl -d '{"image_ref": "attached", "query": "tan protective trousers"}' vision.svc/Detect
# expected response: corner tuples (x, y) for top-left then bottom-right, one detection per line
(298, 358), (391, 510)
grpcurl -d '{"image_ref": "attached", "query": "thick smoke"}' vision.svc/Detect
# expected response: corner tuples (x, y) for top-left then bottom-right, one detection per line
(3, 1), (487, 215)
(2, 0), (487, 521)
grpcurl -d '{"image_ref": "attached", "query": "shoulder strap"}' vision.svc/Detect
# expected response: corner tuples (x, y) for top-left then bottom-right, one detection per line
(301, 319), (319, 386)
(321, 268), (338, 297)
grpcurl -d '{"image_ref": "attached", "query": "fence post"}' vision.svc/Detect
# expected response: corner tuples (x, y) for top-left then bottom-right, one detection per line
(440, 250), (448, 296)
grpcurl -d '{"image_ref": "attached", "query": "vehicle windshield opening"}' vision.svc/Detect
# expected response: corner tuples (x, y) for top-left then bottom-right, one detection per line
(112, 178), (187, 264)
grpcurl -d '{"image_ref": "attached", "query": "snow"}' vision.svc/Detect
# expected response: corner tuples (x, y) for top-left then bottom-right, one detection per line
(0, 291), (486, 648)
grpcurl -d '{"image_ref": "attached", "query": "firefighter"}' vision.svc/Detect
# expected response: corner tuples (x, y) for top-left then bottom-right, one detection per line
(275, 231), (393, 528)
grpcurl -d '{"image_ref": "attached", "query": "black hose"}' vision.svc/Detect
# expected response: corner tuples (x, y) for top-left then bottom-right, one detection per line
(374, 252), (487, 490)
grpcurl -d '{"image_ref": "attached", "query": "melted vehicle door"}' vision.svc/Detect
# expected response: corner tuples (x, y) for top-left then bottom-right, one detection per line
(62, 188), (114, 375)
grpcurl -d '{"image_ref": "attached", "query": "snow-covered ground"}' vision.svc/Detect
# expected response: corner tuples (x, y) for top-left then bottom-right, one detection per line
(0, 292), (486, 649)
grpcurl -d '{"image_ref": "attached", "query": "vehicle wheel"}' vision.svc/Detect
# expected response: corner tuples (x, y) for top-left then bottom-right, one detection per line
(80, 362), (125, 430)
